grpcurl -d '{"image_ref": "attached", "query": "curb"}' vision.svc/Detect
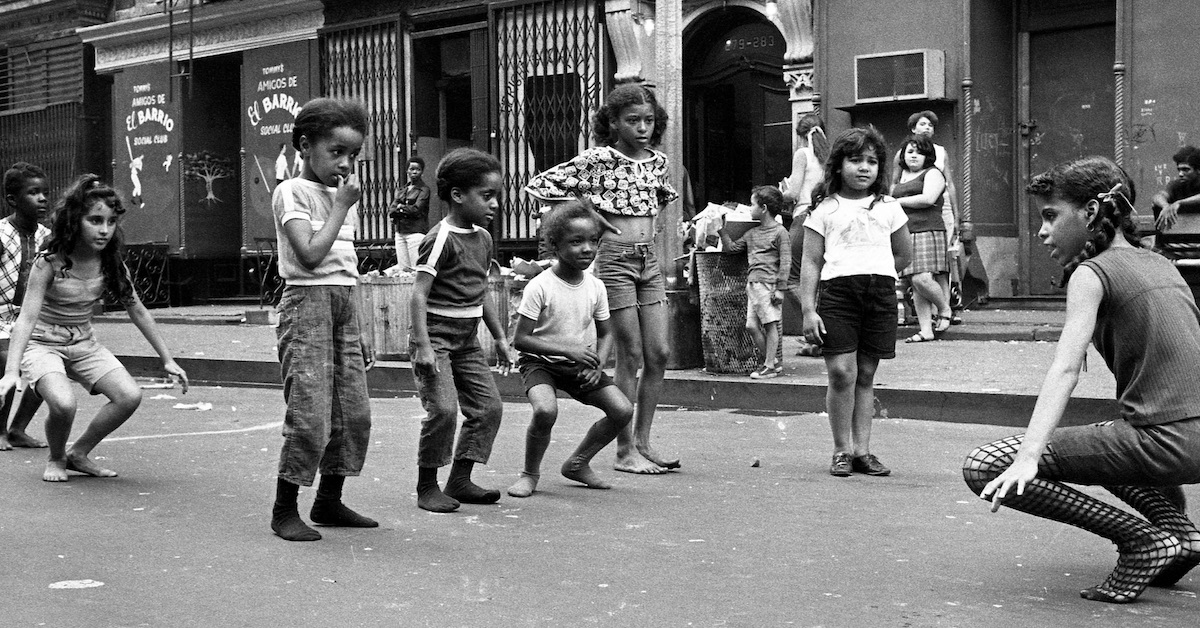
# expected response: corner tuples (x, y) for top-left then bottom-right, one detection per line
(119, 354), (1109, 430)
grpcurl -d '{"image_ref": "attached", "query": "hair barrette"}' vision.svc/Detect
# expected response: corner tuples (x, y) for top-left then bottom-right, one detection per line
(1097, 183), (1136, 214)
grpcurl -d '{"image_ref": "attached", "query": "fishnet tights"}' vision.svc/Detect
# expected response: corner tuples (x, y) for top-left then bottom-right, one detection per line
(963, 434), (1183, 603)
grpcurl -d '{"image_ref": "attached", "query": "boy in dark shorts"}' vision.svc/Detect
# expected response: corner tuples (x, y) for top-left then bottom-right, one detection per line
(507, 200), (633, 498)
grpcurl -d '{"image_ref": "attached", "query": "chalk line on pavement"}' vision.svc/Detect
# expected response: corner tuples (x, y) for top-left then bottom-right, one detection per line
(102, 421), (284, 443)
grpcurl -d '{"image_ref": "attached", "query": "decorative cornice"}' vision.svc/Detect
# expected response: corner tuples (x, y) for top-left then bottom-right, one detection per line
(80, 0), (323, 72)
(605, 0), (654, 84)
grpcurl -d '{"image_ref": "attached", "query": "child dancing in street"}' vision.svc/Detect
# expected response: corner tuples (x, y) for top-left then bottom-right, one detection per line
(271, 98), (377, 541)
(525, 84), (680, 474)
(798, 127), (911, 477)
(507, 200), (633, 498)
(409, 147), (514, 513)
(719, 185), (791, 379)
(964, 156), (1200, 604)
(0, 174), (189, 482)
(1, 162), (52, 450)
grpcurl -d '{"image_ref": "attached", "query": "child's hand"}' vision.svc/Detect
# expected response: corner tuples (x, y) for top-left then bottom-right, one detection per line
(335, 173), (362, 210)
(563, 347), (600, 370)
(578, 367), (602, 388)
(163, 359), (189, 394)
(494, 339), (516, 376)
(412, 343), (437, 374)
(361, 338), (376, 371)
(771, 289), (784, 305)
(980, 456), (1039, 513)
(801, 312), (825, 345)
(0, 373), (18, 399)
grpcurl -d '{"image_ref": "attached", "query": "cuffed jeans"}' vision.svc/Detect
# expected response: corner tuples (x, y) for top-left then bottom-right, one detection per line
(276, 285), (372, 486)
(412, 314), (503, 468)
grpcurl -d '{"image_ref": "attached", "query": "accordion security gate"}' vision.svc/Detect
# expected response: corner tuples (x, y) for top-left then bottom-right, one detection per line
(490, 0), (606, 253)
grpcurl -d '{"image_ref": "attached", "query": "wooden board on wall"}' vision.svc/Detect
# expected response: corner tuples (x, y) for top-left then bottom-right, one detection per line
(113, 63), (181, 249)
(240, 40), (318, 250)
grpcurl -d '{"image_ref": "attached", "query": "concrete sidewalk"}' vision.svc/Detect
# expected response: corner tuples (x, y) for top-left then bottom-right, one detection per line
(91, 303), (1114, 429)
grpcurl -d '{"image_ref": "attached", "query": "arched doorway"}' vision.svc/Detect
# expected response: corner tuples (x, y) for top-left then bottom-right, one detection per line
(683, 9), (790, 208)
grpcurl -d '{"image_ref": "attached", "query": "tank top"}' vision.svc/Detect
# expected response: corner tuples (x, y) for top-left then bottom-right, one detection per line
(1081, 247), (1200, 426)
(891, 169), (945, 233)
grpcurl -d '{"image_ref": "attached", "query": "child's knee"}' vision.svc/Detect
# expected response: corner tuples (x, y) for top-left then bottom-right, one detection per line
(528, 404), (558, 434)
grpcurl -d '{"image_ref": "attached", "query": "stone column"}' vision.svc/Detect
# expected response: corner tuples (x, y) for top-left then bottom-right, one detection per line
(773, 1), (815, 151)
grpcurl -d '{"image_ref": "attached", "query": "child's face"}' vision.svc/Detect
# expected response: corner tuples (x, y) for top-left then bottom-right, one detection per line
(903, 143), (926, 173)
(552, 217), (601, 272)
(407, 161), (424, 184)
(80, 201), (120, 254)
(1036, 194), (1092, 267)
(299, 125), (364, 187)
(7, 177), (49, 223)
(911, 116), (935, 138)
(451, 171), (503, 227)
(611, 102), (655, 153)
(750, 195), (766, 220)
(1177, 162), (1198, 184)
(839, 150), (879, 196)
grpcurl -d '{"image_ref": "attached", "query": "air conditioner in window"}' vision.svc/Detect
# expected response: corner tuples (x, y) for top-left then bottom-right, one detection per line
(854, 49), (945, 104)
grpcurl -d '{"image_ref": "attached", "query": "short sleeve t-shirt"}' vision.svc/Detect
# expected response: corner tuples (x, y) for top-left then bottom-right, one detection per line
(524, 146), (679, 217)
(517, 269), (609, 363)
(272, 178), (359, 286)
(416, 219), (494, 319)
(804, 194), (907, 280)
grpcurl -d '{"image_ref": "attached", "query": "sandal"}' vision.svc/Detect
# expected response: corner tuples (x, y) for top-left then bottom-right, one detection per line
(933, 315), (952, 334)
(905, 332), (935, 343)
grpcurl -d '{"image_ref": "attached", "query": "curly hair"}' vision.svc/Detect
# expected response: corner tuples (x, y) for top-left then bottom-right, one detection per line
(814, 126), (890, 206)
(751, 185), (788, 218)
(46, 174), (135, 304)
(540, 198), (599, 249)
(435, 148), (501, 202)
(4, 161), (46, 200)
(907, 110), (938, 132)
(900, 134), (937, 172)
(291, 98), (369, 151)
(1172, 145), (1200, 170)
(1026, 156), (1140, 281)
(592, 84), (668, 147)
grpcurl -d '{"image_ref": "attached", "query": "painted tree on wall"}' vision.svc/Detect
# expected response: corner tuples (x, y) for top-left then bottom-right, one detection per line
(181, 151), (235, 204)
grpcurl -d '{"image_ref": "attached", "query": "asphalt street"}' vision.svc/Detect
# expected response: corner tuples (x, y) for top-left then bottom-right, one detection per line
(2, 385), (1197, 627)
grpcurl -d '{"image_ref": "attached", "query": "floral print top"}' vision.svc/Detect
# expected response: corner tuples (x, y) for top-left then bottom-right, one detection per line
(524, 146), (678, 217)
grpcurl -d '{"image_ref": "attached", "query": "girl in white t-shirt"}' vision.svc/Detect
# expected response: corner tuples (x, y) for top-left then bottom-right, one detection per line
(798, 127), (911, 478)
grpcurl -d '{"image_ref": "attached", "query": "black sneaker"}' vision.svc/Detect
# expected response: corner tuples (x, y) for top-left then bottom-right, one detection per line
(829, 452), (853, 477)
(852, 454), (891, 476)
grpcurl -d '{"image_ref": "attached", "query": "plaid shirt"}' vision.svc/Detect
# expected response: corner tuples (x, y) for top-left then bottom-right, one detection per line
(0, 218), (51, 328)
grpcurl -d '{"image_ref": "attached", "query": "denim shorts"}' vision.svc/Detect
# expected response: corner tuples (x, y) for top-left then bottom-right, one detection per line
(594, 240), (666, 311)
(518, 356), (615, 401)
(746, 281), (782, 326)
(816, 274), (898, 359)
(22, 323), (124, 394)
(1047, 417), (1200, 486)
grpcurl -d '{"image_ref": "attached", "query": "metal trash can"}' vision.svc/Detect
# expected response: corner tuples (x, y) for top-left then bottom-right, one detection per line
(694, 251), (758, 374)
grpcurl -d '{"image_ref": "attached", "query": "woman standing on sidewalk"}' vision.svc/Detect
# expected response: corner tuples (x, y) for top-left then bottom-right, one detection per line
(963, 156), (1200, 604)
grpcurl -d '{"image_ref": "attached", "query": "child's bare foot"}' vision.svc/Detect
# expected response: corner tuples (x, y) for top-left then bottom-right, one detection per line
(65, 452), (118, 478)
(43, 460), (69, 482)
(506, 472), (539, 498)
(3, 431), (47, 449)
(561, 459), (611, 489)
(614, 451), (667, 474)
(637, 444), (680, 470)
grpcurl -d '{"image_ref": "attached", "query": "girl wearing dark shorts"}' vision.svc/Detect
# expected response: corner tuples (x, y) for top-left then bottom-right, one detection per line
(797, 127), (911, 478)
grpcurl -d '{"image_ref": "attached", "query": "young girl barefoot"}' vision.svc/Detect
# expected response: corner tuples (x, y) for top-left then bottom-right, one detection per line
(964, 156), (1200, 604)
(507, 201), (633, 498)
(525, 84), (680, 474)
(798, 127), (911, 477)
(0, 174), (189, 482)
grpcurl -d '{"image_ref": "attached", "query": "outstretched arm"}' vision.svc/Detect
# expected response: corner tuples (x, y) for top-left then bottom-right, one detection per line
(126, 300), (189, 393)
(980, 267), (1101, 511)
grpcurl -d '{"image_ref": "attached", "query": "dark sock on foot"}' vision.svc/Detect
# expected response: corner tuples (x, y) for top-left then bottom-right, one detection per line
(310, 500), (378, 527)
(417, 467), (459, 512)
(445, 460), (500, 504)
(272, 478), (321, 541)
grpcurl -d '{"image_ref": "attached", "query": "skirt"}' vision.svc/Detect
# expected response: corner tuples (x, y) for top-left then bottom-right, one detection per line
(902, 230), (949, 276)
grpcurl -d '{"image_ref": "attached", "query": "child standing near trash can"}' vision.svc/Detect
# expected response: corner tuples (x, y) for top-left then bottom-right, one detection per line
(507, 200), (633, 497)
(718, 185), (791, 379)
(798, 127), (911, 477)
(270, 98), (377, 541)
(409, 147), (515, 513)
